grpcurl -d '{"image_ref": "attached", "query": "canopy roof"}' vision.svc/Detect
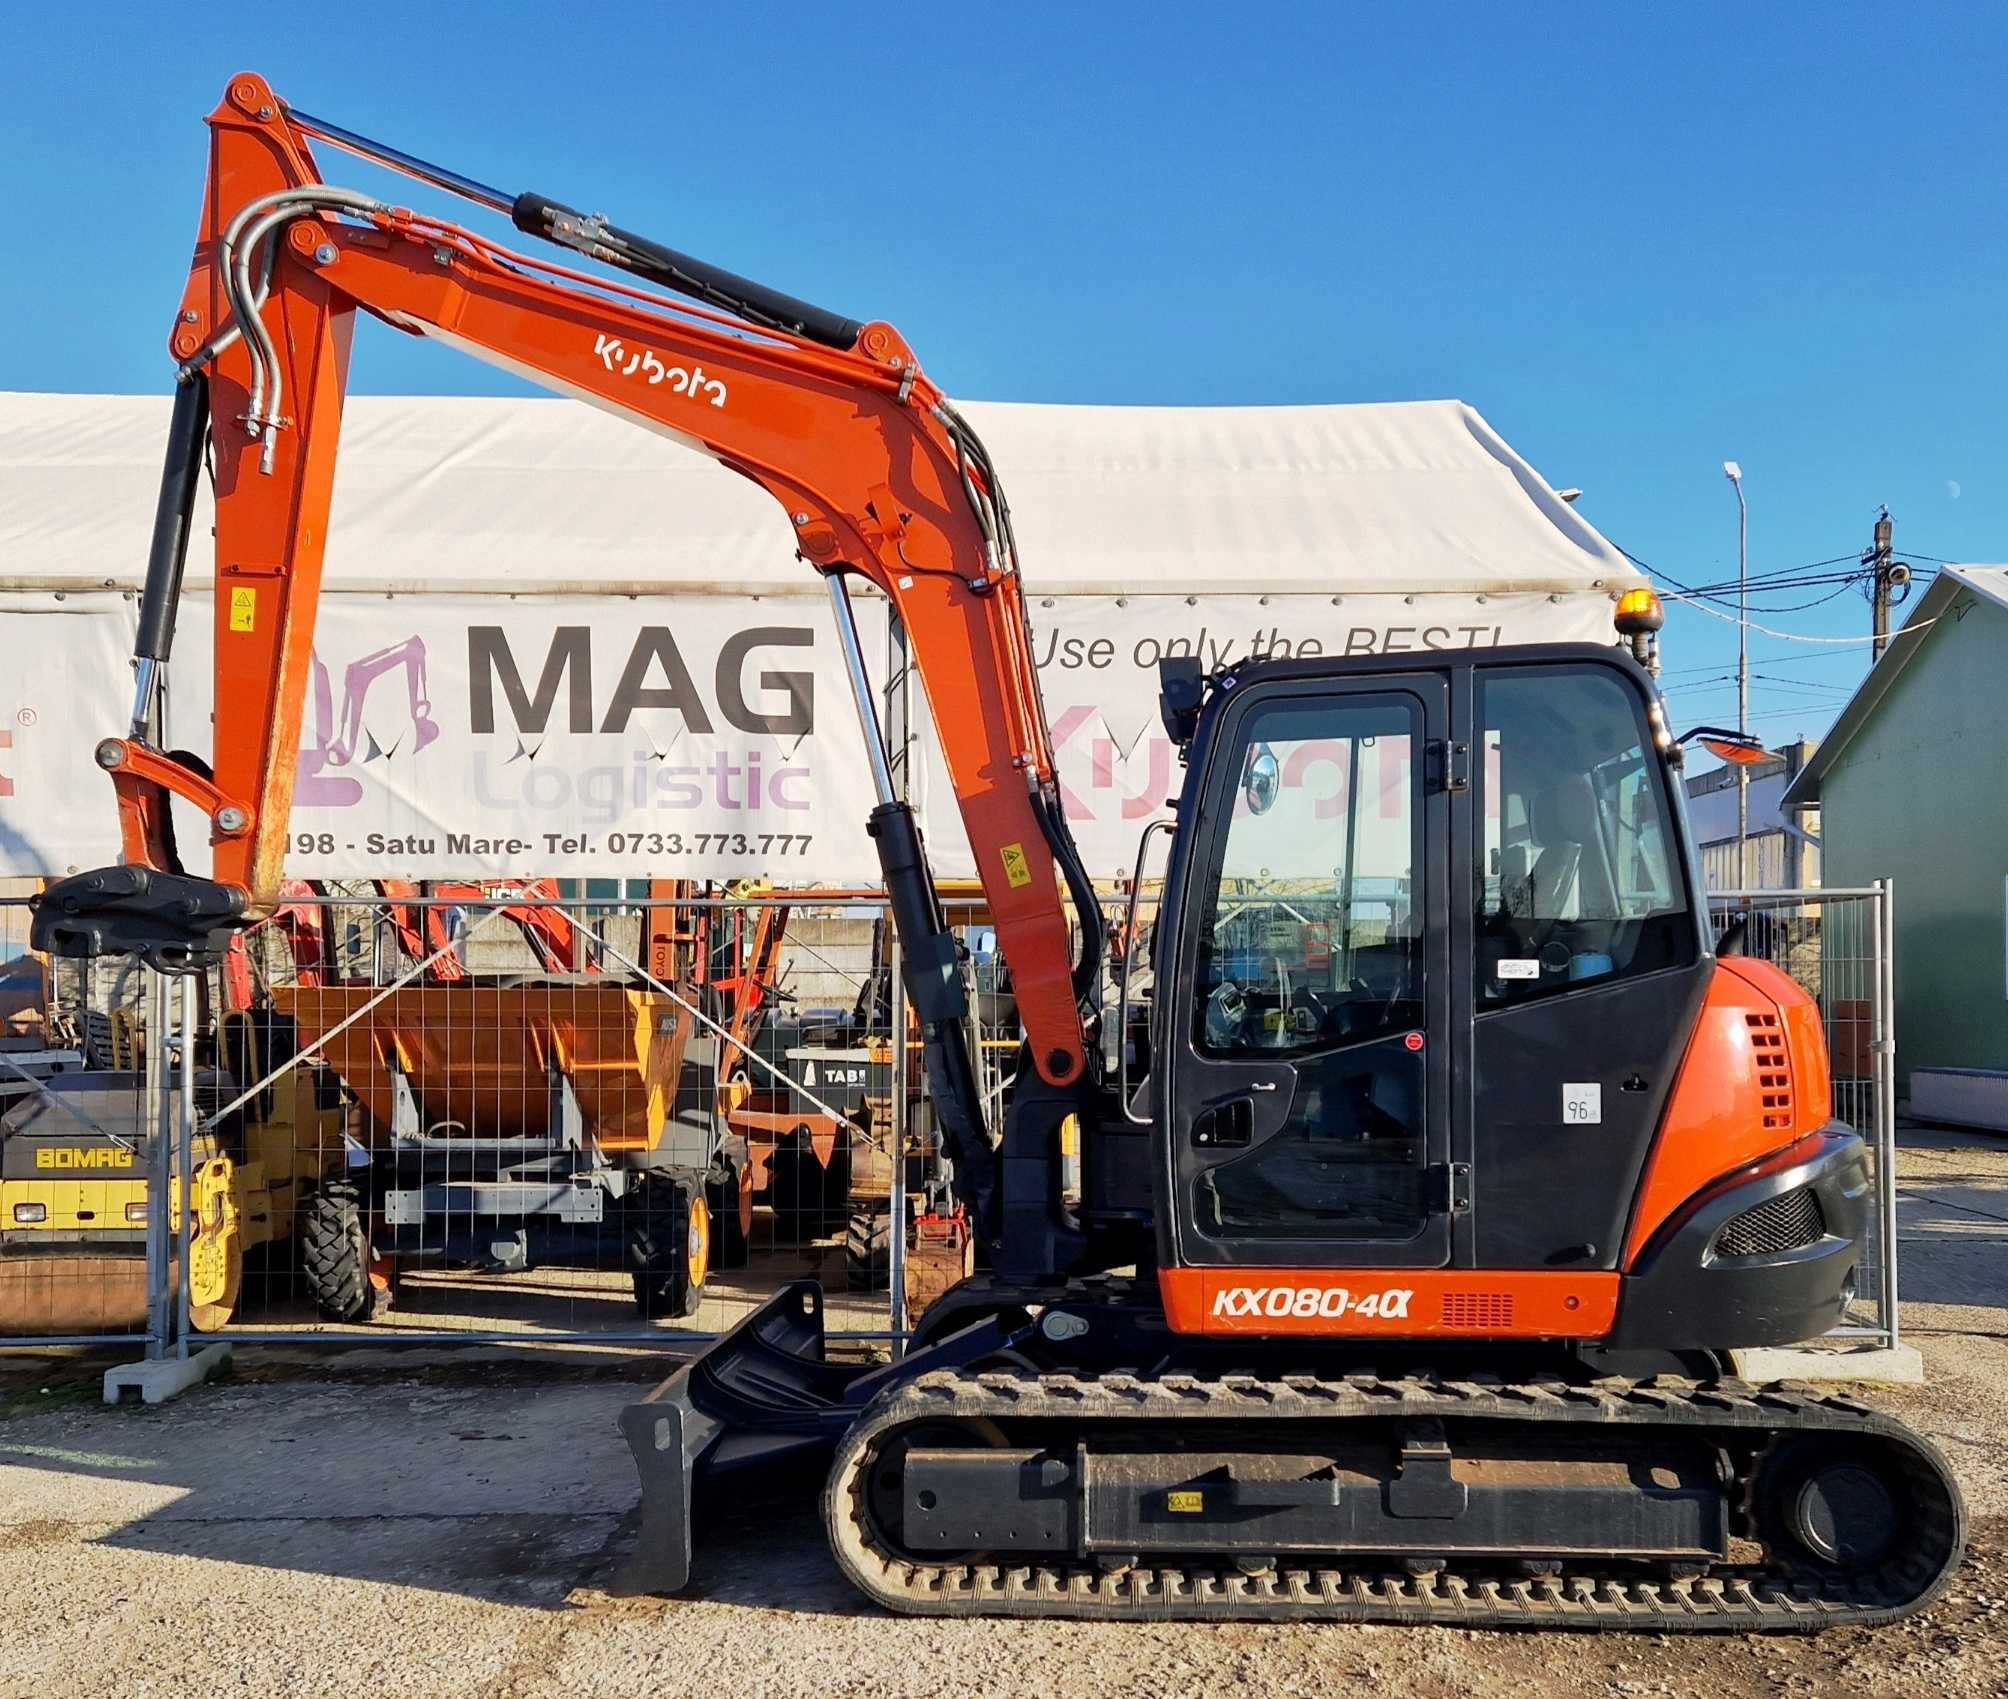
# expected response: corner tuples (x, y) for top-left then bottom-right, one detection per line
(0, 391), (1640, 600)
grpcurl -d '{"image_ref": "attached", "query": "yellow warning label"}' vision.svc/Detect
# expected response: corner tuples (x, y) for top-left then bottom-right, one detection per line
(1165, 1490), (1204, 1514)
(228, 587), (257, 632)
(999, 842), (1033, 889)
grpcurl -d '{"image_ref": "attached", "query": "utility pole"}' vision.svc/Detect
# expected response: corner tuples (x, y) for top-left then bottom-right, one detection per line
(1864, 507), (1911, 662)
(1724, 461), (1748, 887)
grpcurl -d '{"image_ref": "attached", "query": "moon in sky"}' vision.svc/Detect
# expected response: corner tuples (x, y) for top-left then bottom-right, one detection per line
(1947, 479), (1963, 500)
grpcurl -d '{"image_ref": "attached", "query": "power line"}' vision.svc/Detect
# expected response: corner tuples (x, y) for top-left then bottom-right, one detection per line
(1679, 582), (1859, 614)
(1679, 553), (1864, 596)
(1673, 595), (1946, 644)
(1610, 534), (1954, 646)
(1753, 668), (1855, 683)
(1609, 538), (1877, 609)
(1659, 645), (1872, 678)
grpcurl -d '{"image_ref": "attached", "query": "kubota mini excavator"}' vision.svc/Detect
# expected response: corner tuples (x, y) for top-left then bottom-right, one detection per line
(34, 76), (1961, 1629)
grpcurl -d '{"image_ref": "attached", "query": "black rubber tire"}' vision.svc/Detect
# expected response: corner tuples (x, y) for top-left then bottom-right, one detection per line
(769, 1134), (849, 1244)
(629, 1177), (708, 1320)
(300, 1181), (378, 1323)
(707, 1158), (750, 1271)
(845, 1208), (893, 1292)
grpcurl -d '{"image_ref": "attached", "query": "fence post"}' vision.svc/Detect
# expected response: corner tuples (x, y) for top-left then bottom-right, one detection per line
(1877, 879), (1901, 1350)
(176, 974), (196, 1359)
(142, 971), (173, 1360)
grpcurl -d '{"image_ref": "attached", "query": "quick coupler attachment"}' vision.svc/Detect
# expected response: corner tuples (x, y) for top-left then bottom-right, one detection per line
(32, 866), (246, 973)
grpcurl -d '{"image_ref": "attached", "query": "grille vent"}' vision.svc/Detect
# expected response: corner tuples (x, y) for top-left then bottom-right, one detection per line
(1716, 1185), (1826, 1259)
(1440, 1291), (1515, 1329)
(1746, 1012), (1794, 1130)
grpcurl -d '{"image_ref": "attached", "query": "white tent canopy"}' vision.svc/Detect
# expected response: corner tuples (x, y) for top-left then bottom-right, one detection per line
(0, 391), (1643, 883)
(0, 392), (1639, 600)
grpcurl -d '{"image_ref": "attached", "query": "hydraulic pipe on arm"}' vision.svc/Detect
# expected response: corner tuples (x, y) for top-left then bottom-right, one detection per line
(31, 75), (1105, 1265)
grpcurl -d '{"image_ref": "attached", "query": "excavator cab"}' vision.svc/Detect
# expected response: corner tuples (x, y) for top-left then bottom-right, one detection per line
(1155, 646), (1703, 1284)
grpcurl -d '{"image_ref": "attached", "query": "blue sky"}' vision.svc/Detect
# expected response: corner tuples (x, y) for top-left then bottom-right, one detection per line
(6, 2), (2003, 752)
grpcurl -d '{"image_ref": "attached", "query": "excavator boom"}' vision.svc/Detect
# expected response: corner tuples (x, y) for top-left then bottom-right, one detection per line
(31, 74), (1100, 1147)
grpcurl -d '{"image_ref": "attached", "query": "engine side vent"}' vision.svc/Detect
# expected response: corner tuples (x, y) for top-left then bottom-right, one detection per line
(1715, 1185), (1826, 1259)
(1440, 1290), (1515, 1329)
(1746, 1011), (1794, 1130)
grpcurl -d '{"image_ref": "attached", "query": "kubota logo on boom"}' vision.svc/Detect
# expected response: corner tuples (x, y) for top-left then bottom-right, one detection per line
(595, 335), (727, 407)
(1212, 1284), (1414, 1321)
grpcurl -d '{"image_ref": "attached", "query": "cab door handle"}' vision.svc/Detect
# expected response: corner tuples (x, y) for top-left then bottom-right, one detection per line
(1250, 1081), (1279, 1092)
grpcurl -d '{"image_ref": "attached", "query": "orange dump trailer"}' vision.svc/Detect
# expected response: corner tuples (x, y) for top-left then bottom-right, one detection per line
(273, 981), (719, 1321)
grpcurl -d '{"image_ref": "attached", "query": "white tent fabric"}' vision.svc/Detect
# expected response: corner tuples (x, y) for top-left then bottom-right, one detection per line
(0, 392), (1638, 599)
(0, 392), (1641, 883)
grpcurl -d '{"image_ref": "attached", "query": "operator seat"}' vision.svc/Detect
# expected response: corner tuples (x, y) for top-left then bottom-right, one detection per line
(1517, 777), (1618, 921)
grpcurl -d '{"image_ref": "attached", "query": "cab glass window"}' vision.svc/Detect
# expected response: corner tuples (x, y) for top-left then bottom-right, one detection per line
(1192, 693), (1423, 1056)
(1476, 666), (1693, 1008)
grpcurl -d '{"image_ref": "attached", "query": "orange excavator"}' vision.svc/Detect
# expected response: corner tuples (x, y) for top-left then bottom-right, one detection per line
(34, 76), (1961, 1627)
(225, 875), (587, 1003)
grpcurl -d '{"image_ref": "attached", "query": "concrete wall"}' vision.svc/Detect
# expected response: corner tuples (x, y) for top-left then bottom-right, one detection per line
(1820, 596), (2008, 1090)
(774, 913), (878, 1014)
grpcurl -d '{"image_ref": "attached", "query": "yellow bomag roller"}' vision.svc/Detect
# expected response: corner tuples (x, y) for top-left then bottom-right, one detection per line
(0, 1011), (343, 1334)
(0, 1078), (150, 1334)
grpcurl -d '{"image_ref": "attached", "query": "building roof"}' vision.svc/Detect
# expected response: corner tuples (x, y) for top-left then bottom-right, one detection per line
(1781, 566), (2008, 808)
(0, 392), (1640, 601)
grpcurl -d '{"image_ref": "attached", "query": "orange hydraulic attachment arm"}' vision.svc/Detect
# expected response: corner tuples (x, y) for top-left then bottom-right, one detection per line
(33, 73), (1102, 1106)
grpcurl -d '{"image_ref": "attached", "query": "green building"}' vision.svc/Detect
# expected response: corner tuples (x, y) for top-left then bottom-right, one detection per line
(1782, 566), (2008, 1093)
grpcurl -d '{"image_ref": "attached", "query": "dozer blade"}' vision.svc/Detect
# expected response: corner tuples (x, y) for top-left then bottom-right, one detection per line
(615, 1279), (1039, 1595)
(615, 1280), (874, 1596)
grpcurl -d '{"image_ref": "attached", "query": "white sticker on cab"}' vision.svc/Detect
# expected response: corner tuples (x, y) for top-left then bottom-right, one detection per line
(1497, 958), (1541, 980)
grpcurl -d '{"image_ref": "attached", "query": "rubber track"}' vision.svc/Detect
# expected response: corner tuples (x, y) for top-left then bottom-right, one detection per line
(824, 1370), (1965, 1630)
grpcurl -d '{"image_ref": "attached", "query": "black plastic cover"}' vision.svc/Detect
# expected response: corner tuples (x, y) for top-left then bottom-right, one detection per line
(1158, 656), (1206, 747)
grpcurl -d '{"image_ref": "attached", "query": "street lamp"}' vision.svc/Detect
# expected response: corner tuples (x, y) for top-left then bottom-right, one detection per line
(1723, 461), (1748, 888)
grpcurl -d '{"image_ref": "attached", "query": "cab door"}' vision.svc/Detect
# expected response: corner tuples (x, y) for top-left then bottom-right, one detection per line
(1465, 659), (1710, 1272)
(1162, 673), (1453, 1270)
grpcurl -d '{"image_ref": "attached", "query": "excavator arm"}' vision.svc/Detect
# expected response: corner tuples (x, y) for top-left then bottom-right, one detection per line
(32, 75), (1102, 1154)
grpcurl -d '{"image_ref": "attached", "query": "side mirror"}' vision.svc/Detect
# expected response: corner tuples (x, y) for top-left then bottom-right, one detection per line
(1675, 724), (1770, 766)
(1243, 743), (1281, 815)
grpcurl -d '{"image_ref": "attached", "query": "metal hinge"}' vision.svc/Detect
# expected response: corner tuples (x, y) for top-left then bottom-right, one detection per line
(1426, 1162), (1473, 1215)
(1430, 740), (1471, 793)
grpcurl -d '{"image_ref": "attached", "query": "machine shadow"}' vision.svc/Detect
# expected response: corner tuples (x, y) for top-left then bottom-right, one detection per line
(0, 1351), (878, 1615)
(1889, 1121), (2008, 1312)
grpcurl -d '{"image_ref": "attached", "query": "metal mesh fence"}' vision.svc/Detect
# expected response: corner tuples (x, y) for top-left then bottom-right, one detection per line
(1706, 885), (1898, 1347)
(167, 886), (975, 1346)
(1, 882), (1897, 1354)
(0, 896), (154, 1344)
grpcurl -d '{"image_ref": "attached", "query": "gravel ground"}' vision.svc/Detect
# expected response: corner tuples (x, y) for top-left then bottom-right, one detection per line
(1, 1120), (2004, 1699)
